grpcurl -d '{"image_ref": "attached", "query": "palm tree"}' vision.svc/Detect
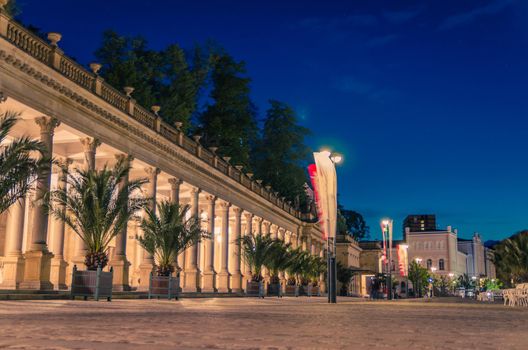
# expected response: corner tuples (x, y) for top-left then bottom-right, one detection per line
(48, 156), (148, 270)
(493, 231), (528, 286)
(264, 239), (292, 284)
(0, 111), (46, 213)
(137, 201), (207, 276)
(238, 233), (275, 282)
(285, 247), (309, 285)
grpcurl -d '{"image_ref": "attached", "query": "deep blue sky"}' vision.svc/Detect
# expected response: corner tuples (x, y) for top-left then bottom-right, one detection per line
(16, 0), (528, 241)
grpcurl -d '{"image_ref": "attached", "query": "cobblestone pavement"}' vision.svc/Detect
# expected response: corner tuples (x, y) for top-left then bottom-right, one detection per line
(0, 297), (527, 349)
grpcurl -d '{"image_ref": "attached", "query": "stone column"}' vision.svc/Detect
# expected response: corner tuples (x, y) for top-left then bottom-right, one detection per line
(109, 154), (132, 291)
(0, 198), (26, 289)
(255, 217), (263, 236)
(183, 187), (201, 292)
(242, 212), (254, 284)
(216, 201), (231, 292)
(168, 178), (184, 274)
(201, 195), (216, 292)
(50, 158), (71, 290)
(229, 207), (243, 293)
(72, 137), (100, 268)
(262, 221), (271, 282)
(278, 228), (287, 286)
(270, 224), (278, 240)
(138, 166), (159, 290)
(20, 116), (59, 290)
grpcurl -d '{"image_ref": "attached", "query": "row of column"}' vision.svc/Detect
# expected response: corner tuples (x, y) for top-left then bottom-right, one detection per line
(0, 115), (318, 292)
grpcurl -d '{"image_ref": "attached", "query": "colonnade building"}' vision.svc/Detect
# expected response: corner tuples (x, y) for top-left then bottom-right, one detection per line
(0, 7), (325, 292)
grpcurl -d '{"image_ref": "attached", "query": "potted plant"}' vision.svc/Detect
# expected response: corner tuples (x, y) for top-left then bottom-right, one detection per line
(49, 156), (148, 300)
(137, 201), (207, 300)
(239, 233), (274, 298)
(284, 248), (307, 296)
(264, 239), (292, 297)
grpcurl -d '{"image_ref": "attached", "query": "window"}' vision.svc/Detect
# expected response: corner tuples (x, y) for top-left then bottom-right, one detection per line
(439, 259), (445, 271)
(426, 259), (432, 269)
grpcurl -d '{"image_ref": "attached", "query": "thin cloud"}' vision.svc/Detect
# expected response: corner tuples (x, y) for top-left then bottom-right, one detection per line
(298, 14), (379, 32)
(383, 8), (423, 24)
(437, 0), (514, 31)
(367, 34), (398, 47)
(333, 76), (399, 102)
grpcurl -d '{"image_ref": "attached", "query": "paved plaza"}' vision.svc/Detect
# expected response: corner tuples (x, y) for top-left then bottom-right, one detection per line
(0, 297), (527, 349)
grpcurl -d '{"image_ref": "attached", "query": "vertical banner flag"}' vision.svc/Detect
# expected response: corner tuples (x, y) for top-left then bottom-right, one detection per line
(397, 245), (409, 277)
(308, 152), (338, 240)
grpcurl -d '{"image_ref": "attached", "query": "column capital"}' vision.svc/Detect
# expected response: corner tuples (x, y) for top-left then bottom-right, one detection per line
(114, 153), (133, 163)
(204, 194), (217, 203)
(254, 216), (263, 223)
(218, 200), (231, 211)
(232, 207), (243, 216)
(35, 116), (60, 134)
(144, 166), (161, 177)
(244, 212), (254, 221)
(190, 186), (201, 195)
(53, 157), (72, 173)
(168, 177), (183, 188)
(80, 137), (101, 152)
(270, 224), (279, 231)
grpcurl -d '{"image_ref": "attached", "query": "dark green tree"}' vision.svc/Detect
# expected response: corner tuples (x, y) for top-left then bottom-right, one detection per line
(337, 204), (369, 240)
(493, 231), (528, 286)
(198, 53), (258, 167)
(94, 31), (209, 131)
(408, 260), (429, 297)
(252, 100), (311, 203)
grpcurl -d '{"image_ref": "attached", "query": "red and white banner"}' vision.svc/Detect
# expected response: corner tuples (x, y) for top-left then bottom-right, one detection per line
(397, 244), (409, 277)
(308, 152), (338, 240)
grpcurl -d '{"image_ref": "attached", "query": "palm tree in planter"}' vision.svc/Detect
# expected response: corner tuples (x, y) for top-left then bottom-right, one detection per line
(238, 233), (275, 297)
(0, 111), (47, 213)
(264, 239), (292, 297)
(284, 248), (308, 296)
(137, 201), (208, 299)
(49, 157), (148, 300)
(307, 256), (326, 296)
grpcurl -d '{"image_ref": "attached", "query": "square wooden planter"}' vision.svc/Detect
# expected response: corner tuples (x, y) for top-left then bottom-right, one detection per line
(246, 281), (264, 298)
(267, 283), (282, 297)
(70, 265), (113, 301)
(148, 273), (180, 300)
(284, 284), (299, 297)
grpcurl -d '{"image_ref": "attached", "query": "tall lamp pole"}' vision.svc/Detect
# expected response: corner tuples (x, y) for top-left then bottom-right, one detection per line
(328, 152), (341, 304)
(381, 219), (393, 300)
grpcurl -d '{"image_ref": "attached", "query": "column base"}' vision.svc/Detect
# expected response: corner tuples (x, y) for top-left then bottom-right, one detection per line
(0, 255), (25, 289)
(217, 271), (230, 293)
(19, 250), (53, 290)
(50, 257), (68, 290)
(183, 268), (201, 292)
(109, 256), (131, 291)
(138, 262), (154, 291)
(201, 270), (216, 293)
(230, 272), (243, 293)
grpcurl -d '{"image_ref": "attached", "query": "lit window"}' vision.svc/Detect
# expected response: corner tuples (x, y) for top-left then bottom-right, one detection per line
(427, 259), (432, 269)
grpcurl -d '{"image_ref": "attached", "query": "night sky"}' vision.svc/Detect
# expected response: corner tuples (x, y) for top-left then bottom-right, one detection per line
(15, 0), (528, 241)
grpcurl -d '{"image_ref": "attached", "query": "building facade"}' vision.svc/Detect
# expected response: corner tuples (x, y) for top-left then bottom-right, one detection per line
(0, 6), (325, 293)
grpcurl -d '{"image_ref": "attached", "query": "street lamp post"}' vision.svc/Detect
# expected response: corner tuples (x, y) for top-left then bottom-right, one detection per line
(381, 219), (393, 300)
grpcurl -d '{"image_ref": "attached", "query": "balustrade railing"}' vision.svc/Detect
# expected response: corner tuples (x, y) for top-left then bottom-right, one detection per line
(0, 11), (300, 219)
